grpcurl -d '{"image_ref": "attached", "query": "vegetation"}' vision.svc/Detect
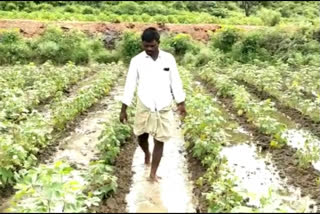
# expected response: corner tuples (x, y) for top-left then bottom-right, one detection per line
(0, 62), (125, 187)
(0, 1), (319, 212)
(0, 1), (319, 26)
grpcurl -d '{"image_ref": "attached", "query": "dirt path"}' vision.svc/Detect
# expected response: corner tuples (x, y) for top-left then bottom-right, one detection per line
(0, 19), (263, 41)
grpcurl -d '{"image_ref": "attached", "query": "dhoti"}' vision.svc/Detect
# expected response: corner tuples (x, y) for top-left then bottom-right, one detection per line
(133, 98), (175, 142)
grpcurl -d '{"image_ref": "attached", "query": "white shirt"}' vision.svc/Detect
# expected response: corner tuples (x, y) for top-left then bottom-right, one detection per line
(122, 49), (186, 112)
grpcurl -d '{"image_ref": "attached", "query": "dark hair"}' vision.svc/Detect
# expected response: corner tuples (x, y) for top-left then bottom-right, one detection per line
(141, 27), (160, 43)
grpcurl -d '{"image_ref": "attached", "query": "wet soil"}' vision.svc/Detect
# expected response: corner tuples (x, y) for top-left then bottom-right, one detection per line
(186, 152), (210, 213)
(236, 79), (320, 139)
(0, 19), (262, 41)
(0, 187), (14, 213)
(198, 77), (320, 210)
(93, 137), (137, 213)
(0, 70), (101, 212)
(37, 72), (103, 164)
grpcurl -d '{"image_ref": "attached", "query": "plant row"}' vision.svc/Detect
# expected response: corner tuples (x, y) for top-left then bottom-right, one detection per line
(0, 62), (126, 187)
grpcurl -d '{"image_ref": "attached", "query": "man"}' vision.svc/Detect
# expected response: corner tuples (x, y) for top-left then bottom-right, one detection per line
(120, 27), (186, 182)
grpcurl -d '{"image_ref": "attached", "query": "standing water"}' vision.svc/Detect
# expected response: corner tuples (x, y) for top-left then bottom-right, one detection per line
(126, 113), (197, 212)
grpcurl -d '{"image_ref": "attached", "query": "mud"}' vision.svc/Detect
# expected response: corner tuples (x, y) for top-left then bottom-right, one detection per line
(186, 152), (210, 213)
(2, 73), (129, 212)
(37, 71), (103, 163)
(237, 79), (320, 139)
(198, 77), (320, 211)
(93, 137), (137, 213)
(0, 19), (262, 41)
(221, 143), (317, 211)
(0, 187), (14, 213)
(125, 119), (196, 213)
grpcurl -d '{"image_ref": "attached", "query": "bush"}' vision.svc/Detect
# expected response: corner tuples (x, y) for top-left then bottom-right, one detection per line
(141, 4), (170, 16)
(31, 28), (90, 64)
(167, 33), (198, 56)
(113, 2), (140, 15)
(171, 1), (187, 10)
(36, 3), (54, 11)
(0, 42), (31, 64)
(4, 2), (17, 11)
(258, 8), (281, 26)
(159, 35), (175, 54)
(64, 5), (77, 13)
(0, 30), (20, 44)
(208, 8), (229, 18)
(0, 28), (122, 65)
(258, 29), (290, 56)
(154, 15), (168, 24)
(0, 31), (32, 64)
(94, 50), (120, 64)
(231, 32), (271, 63)
(312, 28), (320, 42)
(211, 27), (242, 52)
(194, 48), (222, 67)
(82, 6), (95, 15)
(181, 51), (197, 66)
(118, 31), (142, 63)
(141, 13), (151, 22)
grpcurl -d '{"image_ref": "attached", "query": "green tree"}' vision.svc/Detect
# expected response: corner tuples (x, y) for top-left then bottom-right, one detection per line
(239, 1), (259, 16)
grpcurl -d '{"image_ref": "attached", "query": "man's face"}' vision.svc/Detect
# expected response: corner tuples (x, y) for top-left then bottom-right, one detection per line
(142, 40), (159, 56)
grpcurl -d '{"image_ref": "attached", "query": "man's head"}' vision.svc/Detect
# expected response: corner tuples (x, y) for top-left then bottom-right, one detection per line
(141, 27), (160, 56)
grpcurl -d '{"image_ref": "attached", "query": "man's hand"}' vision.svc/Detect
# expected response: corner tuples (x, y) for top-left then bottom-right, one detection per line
(120, 104), (128, 124)
(177, 101), (187, 119)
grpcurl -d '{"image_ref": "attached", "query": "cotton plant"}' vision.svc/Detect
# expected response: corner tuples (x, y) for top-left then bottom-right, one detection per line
(7, 161), (100, 213)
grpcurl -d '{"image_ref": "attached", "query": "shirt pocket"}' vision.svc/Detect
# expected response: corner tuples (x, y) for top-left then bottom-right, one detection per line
(158, 66), (170, 82)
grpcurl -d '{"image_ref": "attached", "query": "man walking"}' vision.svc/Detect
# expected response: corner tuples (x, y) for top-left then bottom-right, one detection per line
(119, 27), (186, 182)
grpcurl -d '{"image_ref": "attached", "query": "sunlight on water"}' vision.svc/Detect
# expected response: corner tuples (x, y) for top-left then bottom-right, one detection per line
(126, 116), (196, 213)
(282, 129), (320, 171)
(221, 143), (317, 212)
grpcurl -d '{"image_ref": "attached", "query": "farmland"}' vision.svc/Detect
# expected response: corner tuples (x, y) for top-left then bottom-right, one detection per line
(0, 1), (320, 213)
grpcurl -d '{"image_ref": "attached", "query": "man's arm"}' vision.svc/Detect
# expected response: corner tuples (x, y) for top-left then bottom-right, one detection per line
(120, 58), (138, 123)
(169, 56), (187, 117)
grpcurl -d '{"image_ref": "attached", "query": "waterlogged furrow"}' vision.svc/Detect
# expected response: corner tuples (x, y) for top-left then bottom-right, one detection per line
(207, 62), (320, 122)
(180, 66), (249, 212)
(198, 65), (320, 169)
(5, 80), (134, 212)
(0, 63), (103, 123)
(234, 66), (319, 122)
(220, 144), (317, 212)
(0, 62), (126, 187)
(183, 67), (318, 212)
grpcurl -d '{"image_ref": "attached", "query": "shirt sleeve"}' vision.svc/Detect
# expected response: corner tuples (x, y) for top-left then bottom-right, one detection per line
(170, 55), (186, 104)
(122, 58), (138, 106)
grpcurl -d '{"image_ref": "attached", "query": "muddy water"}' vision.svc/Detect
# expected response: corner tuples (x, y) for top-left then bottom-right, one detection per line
(282, 129), (320, 171)
(2, 77), (125, 212)
(221, 143), (317, 212)
(126, 114), (197, 213)
(46, 78), (125, 168)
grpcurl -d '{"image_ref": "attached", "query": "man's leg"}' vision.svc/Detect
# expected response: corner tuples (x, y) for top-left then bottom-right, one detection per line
(149, 138), (164, 182)
(137, 133), (151, 165)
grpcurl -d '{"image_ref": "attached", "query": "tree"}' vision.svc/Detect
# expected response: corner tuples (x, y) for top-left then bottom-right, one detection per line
(239, 1), (260, 17)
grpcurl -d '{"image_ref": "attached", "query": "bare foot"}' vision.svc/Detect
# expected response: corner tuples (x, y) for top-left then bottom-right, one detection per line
(148, 175), (162, 183)
(145, 151), (151, 166)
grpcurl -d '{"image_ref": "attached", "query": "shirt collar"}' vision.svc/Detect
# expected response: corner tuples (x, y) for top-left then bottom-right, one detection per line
(144, 49), (162, 59)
